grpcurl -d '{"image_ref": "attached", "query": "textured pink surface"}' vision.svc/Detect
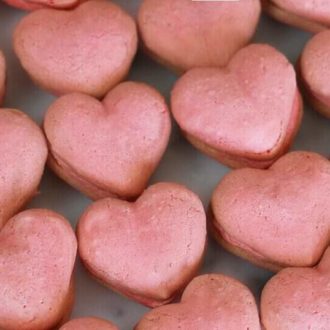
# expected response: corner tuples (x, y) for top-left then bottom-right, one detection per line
(138, 0), (261, 72)
(14, 0), (137, 97)
(0, 51), (5, 105)
(60, 317), (118, 330)
(3, 0), (80, 11)
(0, 209), (77, 330)
(44, 81), (171, 200)
(212, 151), (330, 270)
(77, 183), (207, 307)
(135, 274), (261, 330)
(172, 44), (301, 168)
(261, 247), (330, 330)
(0, 109), (47, 230)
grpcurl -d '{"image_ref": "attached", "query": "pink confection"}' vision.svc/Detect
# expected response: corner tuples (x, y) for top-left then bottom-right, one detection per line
(44, 82), (171, 200)
(14, 0), (137, 97)
(263, 0), (330, 32)
(300, 30), (330, 118)
(3, 0), (81, 11)
(171, 44), (302, 169)
(211, 151), (330, 271)
(0, 109), (47, 230)
(60, 317), (118, 330)
(0, 51), (5, 105)
(77, 183), (207, 307)
(0, 209), (77, 330)
(138, 0), (261, 72)
(261, 247), (330, 329)
(135, 274), (261, 330)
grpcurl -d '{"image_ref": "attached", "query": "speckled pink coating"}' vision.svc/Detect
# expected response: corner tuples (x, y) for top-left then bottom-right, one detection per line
(211, 151), (330, 270)
(60, 317), (118, 330)
(44, 82), (171, 200)
(261, 247), (330, 330)
(172, 44), (302, 169)
(0, 109), (47, 230)
(14, 0), (137, 97)
(0, 209), (77, 330)
(138, 0), (261, 72)
(77, 183), (207, 307)
(135, 274), (261, 330)
(3, 0), (81, 11)
(0, 51), (5, 105)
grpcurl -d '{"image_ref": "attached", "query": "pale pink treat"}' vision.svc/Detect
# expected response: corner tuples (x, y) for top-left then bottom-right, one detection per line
(0, 209), (77, 330)
(135, 274), (261, 330)
(171, 44), (302, 169)
(0, 109), (47, 230)
(14, 0), (137, 98)
(77, 183), (207, 307)
(262, 0), (330, 33)
(211, 151), (330, 271)
(60, 317), (118, 330)
(44, 82), (171, 200)
(0, 51), (5, 105)
(300, 30), (330, 118)
(261, 247), (330, 329)
(138, 0), (261, 72)
(3, 0), (81, 11)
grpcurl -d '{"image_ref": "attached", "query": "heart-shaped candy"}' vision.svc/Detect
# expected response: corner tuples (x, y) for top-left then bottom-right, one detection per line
(0, 51), (5, 105)
(77, 183), (207, 307)
(261, 247), (330, 329)
(300, 30), (330, 118)
(14, 0), (137, 97)
(138, 0), (261, 72)
(171, 44), (302, 169)
(135, 274), (261, 330)
(211, 151), (330, 271)
(0, 109), (47, 230)
(262, 0), (330, 32)
(3, 0), (81, 11)
(0, 209), (77, 330)
(44, 81), (171, 200)
(60, 317), (118, 330)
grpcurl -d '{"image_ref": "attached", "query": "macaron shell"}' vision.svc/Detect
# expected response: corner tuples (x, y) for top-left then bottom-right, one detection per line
(0, 209), (77, 330)
(135, 274), (260, 330)
(211, 151), (330, 271)
(171, 44), (302, 169)
(3, 0), (80, 11)
(77, 183), (207, 307)
(0, 51), (5, 105)
(44, 82), (171, 200)
(60, 317), (118, 330)
(14, 0), (137, 97)
(261, 248), (330, 329)
(138, 0), (261, 72)
(0, 108), (47, 230)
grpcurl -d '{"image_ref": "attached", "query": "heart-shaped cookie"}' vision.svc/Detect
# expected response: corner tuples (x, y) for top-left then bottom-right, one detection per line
(0, 51), (5, 105)
(44, 81), (171, 200)
(3, 0), (81, 11)
(211, 151), (330, 271)
(14, 0), (137, 97)
(60, 317), (118, 330)
(135, 274), (261, 330)
(262, 0), (330, 33)
(261, 247), (330, 329)
(0, 209), (77, 330)
(77, 183), (207, 307)
(0, 108), (47, 230)
(299, 30), (330, 118)
(171, 44), (302, 169)
(138, 0), (261, 72)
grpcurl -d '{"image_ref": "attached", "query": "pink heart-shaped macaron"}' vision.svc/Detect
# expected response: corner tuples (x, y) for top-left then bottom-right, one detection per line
(300, 30), (330, 118)
(44, 81), (171, 200)
(211, 151), (330, 271)
(14, 0), (137, 97)
(0, 51), (5, 105)
(135, 274), (261, 330)
(60, 317), (118, 330)
(3, 0), (81, 11)
(262, 0), (330, 32)
(138, 0), (261, 72)
(261, 247), (330, 329)
(77, 183), (207, 307)
(171, 44), (302, 169)
(0, 209), (77, 330)
(0, 109), (47, 230)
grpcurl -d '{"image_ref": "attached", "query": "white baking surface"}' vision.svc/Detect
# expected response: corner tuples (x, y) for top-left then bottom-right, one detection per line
(0, 1), (329, 329)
